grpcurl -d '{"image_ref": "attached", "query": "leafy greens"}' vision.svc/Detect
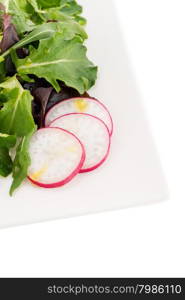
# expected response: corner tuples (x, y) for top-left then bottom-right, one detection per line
(0, 0), (98, 195)
(13, 34), (97, 93)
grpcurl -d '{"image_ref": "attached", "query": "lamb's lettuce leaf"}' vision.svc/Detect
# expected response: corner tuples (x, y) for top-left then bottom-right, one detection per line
(13, 34), (97, 93)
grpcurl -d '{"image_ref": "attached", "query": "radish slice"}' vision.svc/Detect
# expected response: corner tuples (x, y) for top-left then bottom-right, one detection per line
(45, 97), (113, 135)
(27, 128), (85, 188)
(49, 113), (111, 172)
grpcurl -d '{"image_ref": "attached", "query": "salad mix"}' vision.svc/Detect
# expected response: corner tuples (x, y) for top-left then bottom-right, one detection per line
(0, 0), (98, 195)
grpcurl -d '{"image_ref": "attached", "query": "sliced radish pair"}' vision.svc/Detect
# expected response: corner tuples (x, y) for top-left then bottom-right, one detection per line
(49, 113), (111, 173)
(45, 97), (113, 136)
(28, 128), (85, 188)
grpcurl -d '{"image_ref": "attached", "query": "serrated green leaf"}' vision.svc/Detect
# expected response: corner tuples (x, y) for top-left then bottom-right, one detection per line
(14, 34), (97, 93)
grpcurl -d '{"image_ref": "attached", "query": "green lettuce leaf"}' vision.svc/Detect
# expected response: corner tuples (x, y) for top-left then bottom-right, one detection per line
(0, 76), (36, 136)
(10, 130), (34, 195)
(0, 76), (36, 193)
(30, 0), (63, 9)
(0, 147), (13, 177)
(0, 20), (87, 64)
(0, 133), (16, 148)
(0, 0), (86, 34)
(27, 0), (86, 25)
(0, 133), (16, 177)
(60, 0), (86, 24)
(13, 34), (97, 93)
(0, 22), (61, 59)
(61, 0), (82, 16)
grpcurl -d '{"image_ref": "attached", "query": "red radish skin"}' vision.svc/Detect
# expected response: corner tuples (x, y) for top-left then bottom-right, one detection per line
(45, 97), (114, 136)
(27, 127), (85, 188)
(49, 113), (111, 173)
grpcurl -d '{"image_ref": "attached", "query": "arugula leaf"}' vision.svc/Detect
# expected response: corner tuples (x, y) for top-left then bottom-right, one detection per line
(0, 76), (36, 136)
(10, 130), (34, 195)
(13, 34), (97, 93)
(0, 133), (16, 177)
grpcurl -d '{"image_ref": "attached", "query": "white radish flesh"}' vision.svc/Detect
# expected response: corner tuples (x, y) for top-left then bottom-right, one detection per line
(49, 113), (110, 172)
(45, 97), (113, 135)
(28, 128), (85, 188)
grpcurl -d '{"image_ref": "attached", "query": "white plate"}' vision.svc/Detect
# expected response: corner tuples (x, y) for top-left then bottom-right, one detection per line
(0, 0), (168, 228)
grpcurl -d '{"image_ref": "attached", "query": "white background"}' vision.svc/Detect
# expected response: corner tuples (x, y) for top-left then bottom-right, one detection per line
(0, 0), (184, 277)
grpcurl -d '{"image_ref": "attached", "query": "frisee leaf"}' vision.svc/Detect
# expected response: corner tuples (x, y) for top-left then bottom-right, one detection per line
(13, 34), (97, 93)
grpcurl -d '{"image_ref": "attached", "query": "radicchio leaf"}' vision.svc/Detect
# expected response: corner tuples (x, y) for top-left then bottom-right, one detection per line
(46, 83), (81, 111)
(31, 86), (53, 127)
